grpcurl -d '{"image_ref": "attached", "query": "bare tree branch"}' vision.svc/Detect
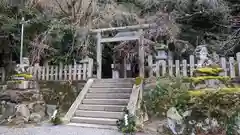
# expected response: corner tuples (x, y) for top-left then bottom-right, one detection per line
(54, 0), (68, 16)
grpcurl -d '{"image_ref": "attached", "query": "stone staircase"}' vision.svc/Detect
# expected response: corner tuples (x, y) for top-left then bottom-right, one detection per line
(65, 78), (134, 129)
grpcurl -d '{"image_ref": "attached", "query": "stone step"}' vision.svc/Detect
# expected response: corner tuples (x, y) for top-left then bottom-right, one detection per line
(71, 117), (118, 126)
(94, 80), (132, 83)
(85, 93), (130, 99)
(78, 104), (125, 112)
(75, 110), (123, 119)
(94, 79), (133, 83)
(67, 123), (117, 130)
(82, 99), (129, 105)
(91, 83), (133, 88)
(89, 88), (132, 93)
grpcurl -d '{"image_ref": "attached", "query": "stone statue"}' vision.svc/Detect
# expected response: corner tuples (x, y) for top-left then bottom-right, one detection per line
(166, 107), (191, 135)
(15, 64), (27, 74)
(15, 57), (30, 73)
(195, 45), (220, 68)
(193, 46), (223, 89)
(194, 45), (211, 67)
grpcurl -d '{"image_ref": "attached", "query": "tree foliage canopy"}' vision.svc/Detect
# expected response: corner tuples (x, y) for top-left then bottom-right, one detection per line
(0, 0), (239, 65)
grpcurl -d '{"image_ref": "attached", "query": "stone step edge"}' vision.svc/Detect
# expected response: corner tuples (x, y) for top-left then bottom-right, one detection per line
(83, 99), (129, 101)
(86, 93), (131, 95)
(89, 87), (132, 89)
(75, 110), (124, 114)
(67, 123), (117, 130)
(71, 116), (118, 121)
(85, 93), (131, 98)
(82, 99), (129, 105)
(78, 104), (126, 112)
(78, 104), (126, 107)
(71, 116), (118, 125)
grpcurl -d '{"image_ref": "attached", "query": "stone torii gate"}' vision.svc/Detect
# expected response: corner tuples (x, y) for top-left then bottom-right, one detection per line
(90, 24), (156, 79)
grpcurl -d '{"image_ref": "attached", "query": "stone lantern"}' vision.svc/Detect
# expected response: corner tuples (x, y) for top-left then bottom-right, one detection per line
(155, 42), (168, 62)
(154, 42), (168, 75)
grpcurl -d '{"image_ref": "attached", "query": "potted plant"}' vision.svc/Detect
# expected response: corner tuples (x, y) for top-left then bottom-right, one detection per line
(117, 108), (137, 135)
(11, 73), (33, 89)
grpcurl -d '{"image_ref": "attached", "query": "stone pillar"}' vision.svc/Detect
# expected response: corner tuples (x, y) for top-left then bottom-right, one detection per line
(96, 32), (102, 79)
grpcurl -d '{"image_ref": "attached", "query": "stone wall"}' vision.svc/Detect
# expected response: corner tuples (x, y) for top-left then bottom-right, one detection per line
(38, 80), (86, 112)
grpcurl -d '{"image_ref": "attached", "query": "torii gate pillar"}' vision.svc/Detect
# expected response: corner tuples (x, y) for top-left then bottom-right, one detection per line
(96, 32), (102, 79)
(138, 29), (145, 78)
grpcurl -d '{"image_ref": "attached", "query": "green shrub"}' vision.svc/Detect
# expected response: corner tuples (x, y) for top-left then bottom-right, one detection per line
(50, 116), (63, 125)
(144, 76), (189, 117)
(50, 107), (63, 125)
(40, 81), (77, 112)
(176, 91), (240, 135)
(144, 76), (240, 134)
(186, 92), (239, 120)
(116, 108), (136, 134)
(227, 110), (240, 135)
(135, 77), (143, 85)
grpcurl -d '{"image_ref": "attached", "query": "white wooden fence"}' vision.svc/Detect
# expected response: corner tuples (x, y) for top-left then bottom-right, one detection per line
(0, 58), (93, 82)
(2, 52), (240, 81)
(147, 52), (240, 78)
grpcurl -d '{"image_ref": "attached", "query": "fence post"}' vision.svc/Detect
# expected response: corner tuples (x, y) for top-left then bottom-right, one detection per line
(41, 66), (45, 80)
(175, 60), (180, 76)
(68, 65), (72, 80)
(50, 66), (54, 80)
(87, 58), (93, 78)
(168, 59), (173, 76)
(189, 55), (195, 76)
(37, 66), (42, 80)
(46, 65), (49, 80)
(33, 63), (38, 79)
(161, 61), (166, 76)
(1, 67), (5, 82)
(54, 65), (58, 80)
(220, 57), (227, 76)
(236, 52), (240, 76)
(83, 62), (87, 80)
(73, 63), (77, 80)
(3, 67), (5, 82)
(182, 59), (187, 76)
(77, 64), (82, 80)
(64, 65), (67, 80)
(156, 62), (160, 77)
(229, 57), (235, 78)
(148, 55), (153, 77)
(59, 62), (63, 80)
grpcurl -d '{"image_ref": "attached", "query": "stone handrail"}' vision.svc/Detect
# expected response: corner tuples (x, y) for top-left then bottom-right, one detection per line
(127, 80), (143, 118)
(64, 78), (94, 123)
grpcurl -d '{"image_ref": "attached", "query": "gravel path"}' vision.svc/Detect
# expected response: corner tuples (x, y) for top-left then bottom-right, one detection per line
(0, 125), (155, 135)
